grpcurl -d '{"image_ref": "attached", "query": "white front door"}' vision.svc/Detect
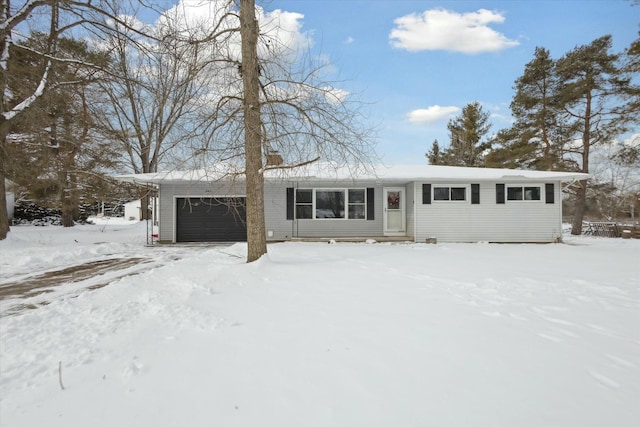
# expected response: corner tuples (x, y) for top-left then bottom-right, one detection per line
(383, 188), (405, 235)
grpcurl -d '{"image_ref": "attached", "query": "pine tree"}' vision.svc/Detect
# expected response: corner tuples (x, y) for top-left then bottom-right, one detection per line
(426, 139), (443, 165)
(485, 47), (566, 170)
(443, 102), (491, 166)
(6, 34), (115, 227)
(621, 32), (639, 126)
(554, 35), (633, 234)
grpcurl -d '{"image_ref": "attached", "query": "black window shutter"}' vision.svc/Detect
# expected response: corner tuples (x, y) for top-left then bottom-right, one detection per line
(496, 184), (505, 204)
(366, 188), (375, 220)
(471, 184), (480, 204)
(422, 184), (431, 204)
(545, 183), (555, 204)
(286, 187), (294, 219)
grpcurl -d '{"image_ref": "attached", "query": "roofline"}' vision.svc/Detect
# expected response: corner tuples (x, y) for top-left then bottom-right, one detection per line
(114, 165), (591, 185)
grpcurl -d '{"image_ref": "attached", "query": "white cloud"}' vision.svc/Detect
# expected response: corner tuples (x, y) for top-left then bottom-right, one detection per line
(259, 8), (313, 56)
(490, 112), (514, 124)
(407, 105), (459, 123)
(322, 86), (349, 104)
(153, 1), (312, 62)
(390, 8), (519, 54)
(344, 36), (355, 44)
(622, 133), (640, 147)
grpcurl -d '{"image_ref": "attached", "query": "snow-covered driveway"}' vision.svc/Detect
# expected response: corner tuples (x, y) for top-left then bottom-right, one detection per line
(0, 221), (208, 317)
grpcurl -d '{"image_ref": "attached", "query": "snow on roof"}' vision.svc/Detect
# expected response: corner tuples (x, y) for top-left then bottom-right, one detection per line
(115, 163), (591, 185)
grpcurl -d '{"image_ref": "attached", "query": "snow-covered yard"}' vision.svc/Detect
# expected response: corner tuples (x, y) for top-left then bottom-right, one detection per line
(0, 220), (639, 427)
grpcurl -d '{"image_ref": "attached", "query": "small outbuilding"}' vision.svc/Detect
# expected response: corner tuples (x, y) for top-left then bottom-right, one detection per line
(116, 164), (589, 244)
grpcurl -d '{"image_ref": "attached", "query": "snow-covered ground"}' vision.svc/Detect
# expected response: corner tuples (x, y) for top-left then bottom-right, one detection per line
(0, 220), (638, 427)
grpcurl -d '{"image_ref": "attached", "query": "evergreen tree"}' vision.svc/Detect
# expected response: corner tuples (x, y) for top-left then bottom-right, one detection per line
(6, 34), (115, 226)
(426, 139), (443, 165)
(443, 102), (491, 166)
(554, 35), (634, 235)
(485, 47), (566, 170)
(621, 32), (639, 125)
(488, 35), (638, 233)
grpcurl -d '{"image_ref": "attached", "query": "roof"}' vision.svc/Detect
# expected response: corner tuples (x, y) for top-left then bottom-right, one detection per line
(115, 163), (591, 185)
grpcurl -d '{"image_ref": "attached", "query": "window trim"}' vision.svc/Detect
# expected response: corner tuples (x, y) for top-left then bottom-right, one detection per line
(505, 184), (543, 202)
(431, 184), (470, 203)
(294, 188), (369, 220)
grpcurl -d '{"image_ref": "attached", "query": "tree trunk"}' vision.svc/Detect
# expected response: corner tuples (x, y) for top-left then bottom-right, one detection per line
(240, 0), (267, 262)
(140, 192), (150, 221)
(60, 171), (75, 227)
(571, 90), (592, 236)
(0, 123), (10, 240)
(571, 180), (587, 235)
(0, 168), (8, 239)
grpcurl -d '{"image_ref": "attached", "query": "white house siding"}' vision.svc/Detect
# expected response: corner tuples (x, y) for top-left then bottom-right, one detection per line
(405, 182), (415, 240)
(277, 179), (385, 239)
(158, 179), (390, 242)
(413, 181), (563, 243)
(157, 178), (563, 243)
(263, 182), (294, 240)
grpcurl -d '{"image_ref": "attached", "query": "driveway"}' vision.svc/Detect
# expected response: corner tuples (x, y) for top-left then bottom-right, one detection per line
(0, 257), (151, 317)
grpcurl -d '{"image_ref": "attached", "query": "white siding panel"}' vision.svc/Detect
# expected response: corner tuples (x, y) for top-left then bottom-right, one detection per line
(414, 181), (563, 243)
(263, 183), (295, 240)
(405, 182), (415, 239)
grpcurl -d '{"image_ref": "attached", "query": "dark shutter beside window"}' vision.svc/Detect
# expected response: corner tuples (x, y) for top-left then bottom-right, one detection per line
(545, 183), (555, 204)
(471, 184), (480, 204)
(422, 184), (431, 204)
(366, 188), (375, 220)
(286, 187), (294, 219)
(496, 184), (505, 204)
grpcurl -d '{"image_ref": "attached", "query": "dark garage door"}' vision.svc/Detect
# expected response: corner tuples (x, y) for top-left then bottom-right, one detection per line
(176, 197), (247, 242)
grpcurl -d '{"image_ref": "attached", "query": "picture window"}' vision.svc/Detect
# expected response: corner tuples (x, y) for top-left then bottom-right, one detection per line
(295, 189), (368, 220)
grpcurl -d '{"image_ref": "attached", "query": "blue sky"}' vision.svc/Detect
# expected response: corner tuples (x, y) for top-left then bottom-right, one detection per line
(262, 0), (639, 164)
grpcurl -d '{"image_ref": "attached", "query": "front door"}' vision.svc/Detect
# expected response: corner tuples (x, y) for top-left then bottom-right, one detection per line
(383, 188), (405, 235)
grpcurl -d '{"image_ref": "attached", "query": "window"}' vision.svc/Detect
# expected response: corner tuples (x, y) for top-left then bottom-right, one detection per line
(348, 189), (366, 219)
(507, 187), (522, 200)
(451, 187), (466, 201)
(507, 186), (541, 201)
(525, 187), (541, 200)
(293, 188), (369, 220)
(295, 189), (312, 218)
(433, 186), (466, 201)
(316, 190), (345, 218)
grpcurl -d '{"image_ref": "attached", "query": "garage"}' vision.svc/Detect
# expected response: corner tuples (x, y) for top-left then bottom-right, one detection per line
(175, 197), (247, 242)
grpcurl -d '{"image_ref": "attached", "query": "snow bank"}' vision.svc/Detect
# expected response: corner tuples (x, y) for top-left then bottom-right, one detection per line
(0, 225), (638, 427)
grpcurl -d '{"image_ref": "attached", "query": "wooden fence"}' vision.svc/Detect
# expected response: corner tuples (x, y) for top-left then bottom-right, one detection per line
(582, 222), (640, 238)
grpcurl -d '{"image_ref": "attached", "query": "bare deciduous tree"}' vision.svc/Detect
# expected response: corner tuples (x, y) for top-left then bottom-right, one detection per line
(215, 0), (375, 261)
(165, 0), (376, 261)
